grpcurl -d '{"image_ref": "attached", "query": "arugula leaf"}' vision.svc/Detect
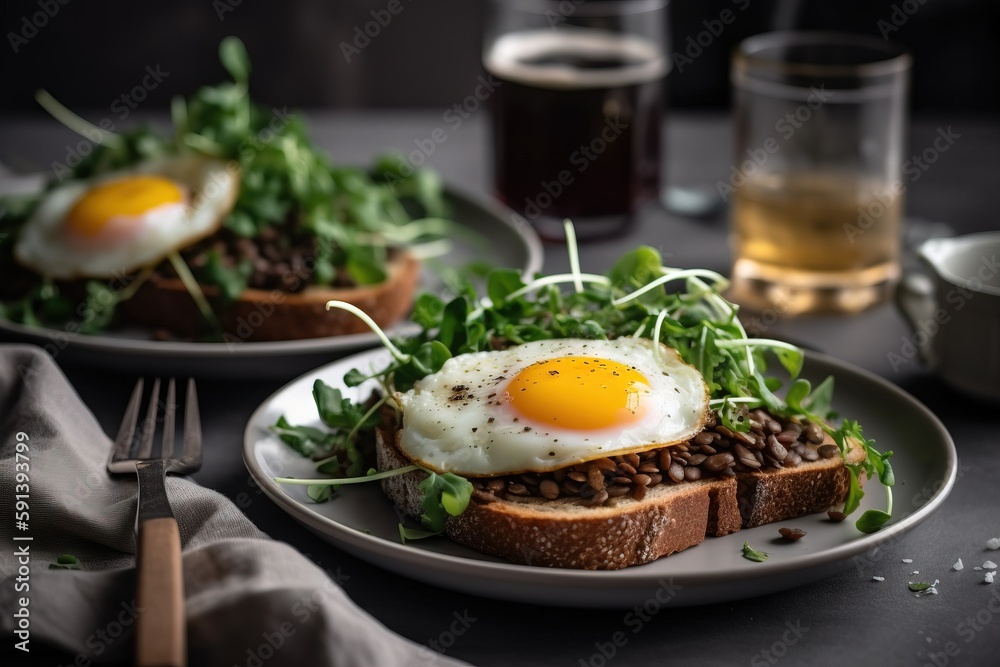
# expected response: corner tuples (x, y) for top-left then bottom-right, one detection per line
(345, 245), (388, 286)
(270, 415), (330, 457)
(313, 439), (366, 477)
(878, 454), (895, 487)
(502, 322), (552, 344)
(312, 379), (379, 431)
(219, 36), (251, 84)
(830, 419), (894, 531)
(749, 370), (786, 413)
(460, 321), (487, 354)
(343, 368), (370, 388)
(856, 509), (892, 534)
(342, 438), (366, 477)
(461, 260), (496, 278)
(0, 280), (74, 327)
(439, 474), (473, 516)
(49, 554), (82, 570)
(417, 471), (474, 532)
(201, 250), (251, 304)
(410, 168), (448, 219)
(224, 210), (257, 237)
(307, 484), (333, 503)
(773, 345), (804, 378)
(608, 246), (665, 304)
(802, 376), (835, 420)
(785, 378), (811, 414)
(398, 525), (443, 543)
(411, 293), (445, 329)
(79, 282), (121, 334)
(908, 581), (938, 593)
(741, 542), (769, 562)
(392, 341), (451, 393)
(842, 468), (864, 515)
(437, 297), (468, 349)
(487, 268), (526, 304)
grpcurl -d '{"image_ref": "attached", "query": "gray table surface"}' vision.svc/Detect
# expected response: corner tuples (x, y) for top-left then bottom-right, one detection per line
(2, 112), (999, 667)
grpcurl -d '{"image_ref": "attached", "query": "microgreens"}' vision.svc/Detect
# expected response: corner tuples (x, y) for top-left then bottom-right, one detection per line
(273, 223), (895, 537)
(274, 463), (472, 534)
(833, 420), (894, 534)
(0, 37), (452, 335)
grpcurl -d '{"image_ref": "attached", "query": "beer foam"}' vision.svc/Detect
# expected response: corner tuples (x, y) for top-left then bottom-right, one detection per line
(485, 29), (667, 89)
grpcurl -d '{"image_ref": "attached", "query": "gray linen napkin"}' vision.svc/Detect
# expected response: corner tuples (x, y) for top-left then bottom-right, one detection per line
(0, 345), (467, 666)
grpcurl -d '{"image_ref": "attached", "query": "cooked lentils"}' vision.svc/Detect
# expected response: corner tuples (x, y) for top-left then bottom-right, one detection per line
(469, 410), (832, 507)
(779, 527), (808, 541)
(157, 225), (378, 292)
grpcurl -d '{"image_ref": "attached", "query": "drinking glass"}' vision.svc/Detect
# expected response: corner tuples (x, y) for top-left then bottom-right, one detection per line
(728, 32), (911, 315)
(484, 0), (669, 242)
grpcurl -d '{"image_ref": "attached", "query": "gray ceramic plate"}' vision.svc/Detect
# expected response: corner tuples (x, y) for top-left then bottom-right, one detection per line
(243, 348), (957, 608)
(0, 182), (543, 379)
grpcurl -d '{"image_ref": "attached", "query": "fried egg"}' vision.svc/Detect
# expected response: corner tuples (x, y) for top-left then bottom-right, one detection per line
(14, 155), (237, 279)
(395, 337), (710, 476)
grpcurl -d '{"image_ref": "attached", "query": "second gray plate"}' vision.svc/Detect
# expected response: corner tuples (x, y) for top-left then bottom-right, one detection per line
(0, 185), (543, 379)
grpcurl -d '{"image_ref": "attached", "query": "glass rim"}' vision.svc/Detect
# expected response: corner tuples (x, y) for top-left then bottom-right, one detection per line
(735, 31), (912, 79)
(496, 0), (668, 17)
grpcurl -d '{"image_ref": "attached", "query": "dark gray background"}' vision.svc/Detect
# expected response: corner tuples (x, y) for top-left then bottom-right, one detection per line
(1, 0), (998, 113)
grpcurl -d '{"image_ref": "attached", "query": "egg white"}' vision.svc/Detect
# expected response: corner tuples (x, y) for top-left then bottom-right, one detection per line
(14, 155), (238, 280)
(395, 337), (710, 476)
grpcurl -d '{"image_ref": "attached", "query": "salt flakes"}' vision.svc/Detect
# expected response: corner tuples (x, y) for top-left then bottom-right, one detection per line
(872, 576), (885, 582)
(902, 558), (914, 563)
(986, 571), (996, 584)
(913, 579), (940, 597)
(953, 558), (964, 571)
(986, 538), (1000, 551)
(984, 561), (998, 570)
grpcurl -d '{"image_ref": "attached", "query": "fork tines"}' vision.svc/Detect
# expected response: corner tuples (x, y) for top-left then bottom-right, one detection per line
(109, 378), (200, 471)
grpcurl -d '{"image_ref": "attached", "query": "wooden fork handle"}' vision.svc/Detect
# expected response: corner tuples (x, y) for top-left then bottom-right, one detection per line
(136, 517), (186, 667)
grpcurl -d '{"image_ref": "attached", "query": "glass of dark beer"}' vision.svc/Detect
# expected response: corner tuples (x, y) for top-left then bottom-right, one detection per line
(484, 0), (668, 242)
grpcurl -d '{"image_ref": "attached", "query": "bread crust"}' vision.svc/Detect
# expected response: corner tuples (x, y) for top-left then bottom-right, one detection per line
(120, 251), (420, 341)
(376, 421), (860, 570)
(736, 457), (851, 528)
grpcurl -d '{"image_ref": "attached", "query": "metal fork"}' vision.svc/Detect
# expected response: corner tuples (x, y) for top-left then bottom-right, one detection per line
(108, 378), (202, 667)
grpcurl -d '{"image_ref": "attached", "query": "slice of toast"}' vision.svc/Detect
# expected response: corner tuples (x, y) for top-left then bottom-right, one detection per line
(119, 251), (420, 341)
(376, 424), (861, 570)
(736, 456), (851, 529)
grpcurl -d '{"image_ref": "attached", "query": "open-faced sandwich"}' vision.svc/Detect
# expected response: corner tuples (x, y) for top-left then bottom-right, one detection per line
(273, 225), (894, 570)
(0, 38), (450, 342)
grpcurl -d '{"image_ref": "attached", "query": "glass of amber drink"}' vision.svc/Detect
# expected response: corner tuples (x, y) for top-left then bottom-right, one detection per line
(484, 0), (668, 243)
(727, 32), (911, 315)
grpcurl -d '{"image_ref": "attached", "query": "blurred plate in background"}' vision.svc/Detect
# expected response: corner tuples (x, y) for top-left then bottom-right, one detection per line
(0, 181), (543, 378)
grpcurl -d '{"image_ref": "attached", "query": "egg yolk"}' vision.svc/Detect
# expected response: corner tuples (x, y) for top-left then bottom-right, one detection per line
(65, 175), (184, 237)
(504, 356), (650, 430)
